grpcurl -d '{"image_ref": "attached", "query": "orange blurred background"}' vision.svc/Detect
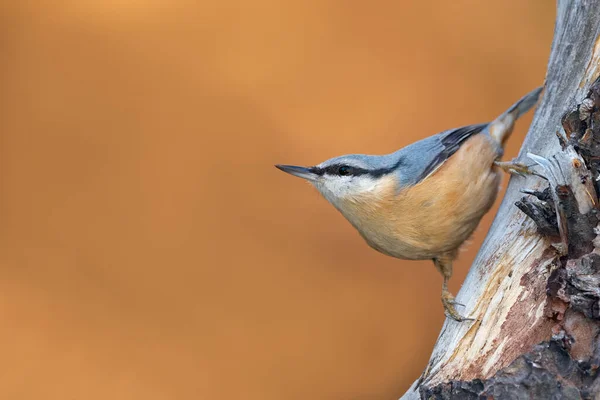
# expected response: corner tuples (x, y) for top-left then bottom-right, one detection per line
(1, 1), (554, 399)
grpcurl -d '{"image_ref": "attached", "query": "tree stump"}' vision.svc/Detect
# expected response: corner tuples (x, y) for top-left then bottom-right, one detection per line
(401, 1), (600, 398)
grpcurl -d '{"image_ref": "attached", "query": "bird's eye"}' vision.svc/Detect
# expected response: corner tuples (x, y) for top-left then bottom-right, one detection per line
(338, 165), (351, 176)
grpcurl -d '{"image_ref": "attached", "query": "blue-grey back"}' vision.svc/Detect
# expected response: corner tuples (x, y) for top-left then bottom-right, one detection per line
(391, 123), (488, 186)
(315, 123), (489, 187)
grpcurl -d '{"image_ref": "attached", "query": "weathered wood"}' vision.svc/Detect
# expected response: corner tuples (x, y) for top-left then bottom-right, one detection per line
(401, 1), (600, 398)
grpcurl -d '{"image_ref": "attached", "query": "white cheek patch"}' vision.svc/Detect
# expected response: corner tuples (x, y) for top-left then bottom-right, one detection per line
(326, 176), (354, 198)
(353, 176), (380, 193)
(315, 175), (380, 204)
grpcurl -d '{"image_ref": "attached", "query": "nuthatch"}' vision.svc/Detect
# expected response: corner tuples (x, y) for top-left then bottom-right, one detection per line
(276, 87), (542, 321)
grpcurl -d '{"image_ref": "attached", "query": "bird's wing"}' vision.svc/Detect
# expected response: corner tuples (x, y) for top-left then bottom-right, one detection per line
(395, 123), (488, 187)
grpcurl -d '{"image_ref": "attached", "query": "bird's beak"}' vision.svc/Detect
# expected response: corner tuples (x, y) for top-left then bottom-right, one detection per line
(275, 164), (317, 181)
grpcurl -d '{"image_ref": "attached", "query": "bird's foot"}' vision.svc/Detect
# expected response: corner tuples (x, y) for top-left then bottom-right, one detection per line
(494, 160), (546, 179)
(441, 290), (474, 322)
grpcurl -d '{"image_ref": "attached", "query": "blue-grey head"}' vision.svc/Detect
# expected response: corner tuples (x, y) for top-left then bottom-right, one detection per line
(275, 153), (403, 206)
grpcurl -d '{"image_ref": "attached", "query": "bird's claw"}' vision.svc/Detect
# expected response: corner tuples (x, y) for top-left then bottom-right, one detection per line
(445, 299), (465, 308)
(494, 160), (547, 180)
(441, 291), (475, 322)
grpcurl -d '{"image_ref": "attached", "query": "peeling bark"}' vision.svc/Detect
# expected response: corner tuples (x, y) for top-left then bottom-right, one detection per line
(422, 340), (599, 400)
(400, 1), (600, 399)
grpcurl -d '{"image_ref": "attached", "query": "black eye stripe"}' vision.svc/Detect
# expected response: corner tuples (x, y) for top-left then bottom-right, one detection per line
(309, 161), (401, 177)
(310, 164), (365, 176)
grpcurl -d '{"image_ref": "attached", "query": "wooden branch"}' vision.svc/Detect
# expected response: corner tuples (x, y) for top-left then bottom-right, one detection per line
(401, 1), (600, 398)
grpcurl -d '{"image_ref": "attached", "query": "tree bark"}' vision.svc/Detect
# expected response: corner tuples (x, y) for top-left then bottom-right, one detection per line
(401, 1), (600, 398)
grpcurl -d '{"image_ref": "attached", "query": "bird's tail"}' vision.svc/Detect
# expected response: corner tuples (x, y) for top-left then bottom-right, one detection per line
(488, 86), (543, 147)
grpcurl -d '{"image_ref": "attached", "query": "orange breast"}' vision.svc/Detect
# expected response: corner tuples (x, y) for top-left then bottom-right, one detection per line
(338, 134), (501, 260)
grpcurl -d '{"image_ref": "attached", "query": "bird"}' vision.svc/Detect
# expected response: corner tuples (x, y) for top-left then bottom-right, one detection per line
(275, 87), (543, 321)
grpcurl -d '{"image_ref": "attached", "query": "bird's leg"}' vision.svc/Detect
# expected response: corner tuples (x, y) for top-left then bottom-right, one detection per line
(433, 255), (474, 322)
(494, 159), (545, 179)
